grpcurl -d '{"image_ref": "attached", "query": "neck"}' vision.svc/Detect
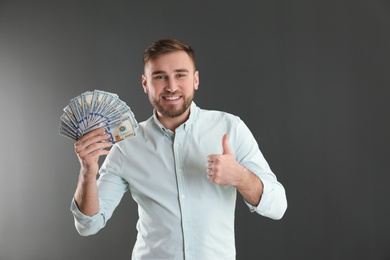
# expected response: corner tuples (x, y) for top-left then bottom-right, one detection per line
(157, 109), (190, 132)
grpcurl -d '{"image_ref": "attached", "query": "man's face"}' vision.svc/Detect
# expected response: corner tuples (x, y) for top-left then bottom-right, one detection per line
(142, 51), (199, 120)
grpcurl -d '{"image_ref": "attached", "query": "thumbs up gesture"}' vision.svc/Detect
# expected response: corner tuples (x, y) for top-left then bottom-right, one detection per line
(206, 133), (245, 187)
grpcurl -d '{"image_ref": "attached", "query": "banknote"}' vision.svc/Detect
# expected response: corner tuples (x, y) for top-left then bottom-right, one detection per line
(59, 90), (138, 143)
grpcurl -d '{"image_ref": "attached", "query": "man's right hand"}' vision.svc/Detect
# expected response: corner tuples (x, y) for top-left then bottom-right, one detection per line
(74, 128), (113, 178)
(73, 128), (112, 216)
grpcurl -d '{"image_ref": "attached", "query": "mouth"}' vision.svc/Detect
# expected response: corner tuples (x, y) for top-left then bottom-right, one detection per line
(162, 95), (181, 102)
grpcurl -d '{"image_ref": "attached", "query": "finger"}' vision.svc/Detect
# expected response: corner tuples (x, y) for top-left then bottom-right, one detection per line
(222, 133), (232, 155)
(77, 141), (112, 159)
(207, 169), (214, 178)
(206, 160), (213, 168)
(75, 133), (111, 153)
(90, 148), (111, 158)
(207, 155), (216, 163)
(75, 128), (106, 145)
(207, 170), (216, 183)
(80, 148), (111, 167)
(206, 164), (213, 173)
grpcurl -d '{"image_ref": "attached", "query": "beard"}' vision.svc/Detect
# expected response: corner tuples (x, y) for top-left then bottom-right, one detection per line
(150, 90), (195, 118)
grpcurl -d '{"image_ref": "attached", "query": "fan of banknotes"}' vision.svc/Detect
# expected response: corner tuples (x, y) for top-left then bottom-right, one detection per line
(59, 90), (138, 143)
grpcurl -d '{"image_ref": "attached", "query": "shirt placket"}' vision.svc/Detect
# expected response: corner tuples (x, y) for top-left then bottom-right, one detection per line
(173, 130), (193, 260)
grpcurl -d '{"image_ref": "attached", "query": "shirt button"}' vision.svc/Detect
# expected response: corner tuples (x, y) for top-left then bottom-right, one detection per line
(181, 195), (186, 199)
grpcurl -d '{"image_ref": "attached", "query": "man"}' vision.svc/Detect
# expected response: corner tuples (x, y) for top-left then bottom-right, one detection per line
(71, 38), (287, 260)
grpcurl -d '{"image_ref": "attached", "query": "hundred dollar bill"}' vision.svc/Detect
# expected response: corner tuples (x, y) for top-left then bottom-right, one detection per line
(59, 89), (138, 143)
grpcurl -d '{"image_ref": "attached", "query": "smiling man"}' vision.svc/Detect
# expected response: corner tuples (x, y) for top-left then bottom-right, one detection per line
(142, 48), (198, 130)
(71, 38), (287, 260)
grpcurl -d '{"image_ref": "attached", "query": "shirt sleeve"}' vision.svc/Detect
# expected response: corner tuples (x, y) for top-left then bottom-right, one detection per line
(233, 119), (287, 220)
(70, 198), (106, 236)
(244, 177), (287, 220)
(70, 144), (129, 235)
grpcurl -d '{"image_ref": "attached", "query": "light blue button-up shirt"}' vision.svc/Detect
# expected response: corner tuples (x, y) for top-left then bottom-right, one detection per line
(71, 102), (287, 260)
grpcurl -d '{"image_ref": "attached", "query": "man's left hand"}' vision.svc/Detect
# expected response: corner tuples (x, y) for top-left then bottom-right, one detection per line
(206, 133), (246, 187)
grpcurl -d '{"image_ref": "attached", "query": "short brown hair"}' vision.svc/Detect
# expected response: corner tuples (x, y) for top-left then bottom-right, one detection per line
(143, 38), (196, 68)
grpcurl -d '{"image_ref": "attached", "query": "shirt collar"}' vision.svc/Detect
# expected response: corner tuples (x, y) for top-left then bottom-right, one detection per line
(183, 102), (198, 131)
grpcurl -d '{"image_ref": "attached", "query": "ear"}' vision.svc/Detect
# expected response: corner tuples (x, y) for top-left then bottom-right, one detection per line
(142, 74), (148, 93)
(194, 71), (199, 90)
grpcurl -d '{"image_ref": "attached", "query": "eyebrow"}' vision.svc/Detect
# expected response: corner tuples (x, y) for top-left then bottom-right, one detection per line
(151, 69), (189, 75)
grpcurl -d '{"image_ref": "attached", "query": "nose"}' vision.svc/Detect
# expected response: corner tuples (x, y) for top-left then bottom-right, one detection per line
(165, 77), (178, 92)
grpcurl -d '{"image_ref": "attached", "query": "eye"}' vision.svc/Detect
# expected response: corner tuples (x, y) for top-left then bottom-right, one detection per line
(153, 75), (167, 80)
(176, 74), (186, 78)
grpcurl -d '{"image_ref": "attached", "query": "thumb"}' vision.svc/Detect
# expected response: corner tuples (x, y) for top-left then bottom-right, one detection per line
(222, 133), (233, 155)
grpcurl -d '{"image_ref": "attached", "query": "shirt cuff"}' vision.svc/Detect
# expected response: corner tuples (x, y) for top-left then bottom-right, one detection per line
(245, 177), (274, 211)
(245, 177), (287, 220)
(70, 198), (102, 227)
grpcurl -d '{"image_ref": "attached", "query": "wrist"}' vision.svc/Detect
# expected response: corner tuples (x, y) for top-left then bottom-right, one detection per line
(233, 165), (249, 188)
(79, 168), (98, 182)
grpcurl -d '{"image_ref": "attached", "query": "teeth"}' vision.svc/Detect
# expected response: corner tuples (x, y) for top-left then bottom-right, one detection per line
(165, 96), (180, 100)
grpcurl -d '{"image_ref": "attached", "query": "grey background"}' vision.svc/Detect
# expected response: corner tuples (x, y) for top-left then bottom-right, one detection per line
(1, 1), (389, 259)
